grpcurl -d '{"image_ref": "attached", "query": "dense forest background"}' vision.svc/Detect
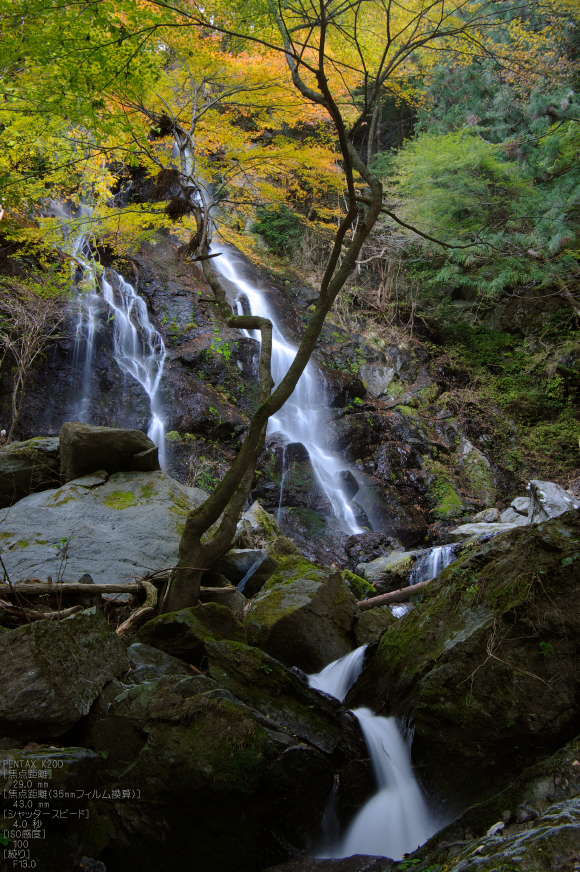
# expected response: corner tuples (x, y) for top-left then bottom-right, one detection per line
(1, 0), (579, 484)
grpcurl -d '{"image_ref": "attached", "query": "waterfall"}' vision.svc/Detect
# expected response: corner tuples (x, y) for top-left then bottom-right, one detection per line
(309, 647), (436, 861)
(410, 544), (457, 586)
(52, 206), (167, 463)
(212, 246), (363, 535)
(100, 271), (167, 464)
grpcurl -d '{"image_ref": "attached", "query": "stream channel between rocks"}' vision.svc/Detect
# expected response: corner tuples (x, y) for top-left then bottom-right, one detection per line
(309, 646), (438, 862)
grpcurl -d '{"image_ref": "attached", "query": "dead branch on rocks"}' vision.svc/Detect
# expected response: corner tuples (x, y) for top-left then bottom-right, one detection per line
(357, 579), (431, 611)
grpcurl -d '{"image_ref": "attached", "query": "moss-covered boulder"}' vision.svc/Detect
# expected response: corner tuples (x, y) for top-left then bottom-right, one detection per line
(0, 436), (60, 508)
(205, 639), (365, 760)
(245, 557), (358, 672)
(343, 569), (376, 601)
(348, 508), (580, 806)
(136, 602), (245, 665)
(0, 608), (128, 740)
(238, 536), (303, 597)
(233, 500), (283, 548)
(66, 669), (363, 872)
(356, 551), (420, 593)
(0, 470), (206, 585)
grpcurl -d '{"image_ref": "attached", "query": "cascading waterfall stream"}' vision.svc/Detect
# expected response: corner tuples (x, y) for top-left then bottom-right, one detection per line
(309, 646), (437, 861)
(212, 245), (363, 535)
(53, 206), (167, 463)
(410, 544), (457, 586)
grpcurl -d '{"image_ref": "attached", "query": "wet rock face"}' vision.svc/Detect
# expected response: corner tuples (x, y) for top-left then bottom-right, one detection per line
(348, 508), (580, 807)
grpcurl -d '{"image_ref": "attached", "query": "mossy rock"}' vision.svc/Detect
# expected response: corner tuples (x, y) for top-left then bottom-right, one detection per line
(136, 602), (246, 665)
(356, 551), (420, 593)
(245, 557), (358, 672)
(205, 639), (365, 760)
(0, 436), (60, 508)
(343, 569), (376, 600)
(0, 608), (128, 740)
(70, 672), (342, 872)
(348, 508), (580, 807)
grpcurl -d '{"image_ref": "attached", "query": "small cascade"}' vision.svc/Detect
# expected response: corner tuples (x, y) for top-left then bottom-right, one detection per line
(101, 271), (167, 464)
(410, 544), (457, 586)
(309, 645), (367, 702)
(309, 646), (437, 861)
(212, 246), (363, 535)
(52, 206), (167, 462)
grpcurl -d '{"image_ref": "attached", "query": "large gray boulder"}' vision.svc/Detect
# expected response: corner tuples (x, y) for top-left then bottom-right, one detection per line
(529, 479), (579, 523)
(0, 470), (207, 585)
(0, 607), (128, 740)
(0, 436), (60, 508)
(245, 557), (358, 672)
(59, 422), (159, 482)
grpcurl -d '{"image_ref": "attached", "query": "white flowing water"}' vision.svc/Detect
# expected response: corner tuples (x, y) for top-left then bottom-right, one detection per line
(410, 544), (457, 586)
(212, 246), (363, 534)
(54, 214), (167, 463)
(100, 271), (166, 464)
(309, 647), (436, 861)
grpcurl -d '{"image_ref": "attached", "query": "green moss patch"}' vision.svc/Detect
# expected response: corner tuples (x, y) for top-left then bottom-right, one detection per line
(103, 491), (137, 510)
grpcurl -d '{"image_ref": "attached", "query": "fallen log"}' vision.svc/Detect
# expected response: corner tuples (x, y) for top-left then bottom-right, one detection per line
(2, 581), (156, 597)
(356, 579), (431, 611)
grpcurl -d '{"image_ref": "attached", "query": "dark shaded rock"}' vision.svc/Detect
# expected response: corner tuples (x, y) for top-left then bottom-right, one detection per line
(0, 746), (107, 871)
(355, 607), (396, 645)
(321, 367), (366, 408)
(205, 640), (366, 760)
(70, 672), (343, 872)
(131, 445), (160, 471)
(414, 798), (580, 872)
(263, 858), (395, 872)
(335, 470), (359, 500)
(344, 533), (401, 569)
(417, 731), (580, 866)
(239, 537), (303, 598)
(0, 436), (60, 508)
(136, 602), (245, 665)
(165, 368), (248, 440)
(0, 608), (128, 740)
(348, 509), (580, 807)
(278, 508), (350, 568)
(60, 423), (157, 482)
(125, 642), (193, 683)
(214, 548), (265, 584)
(245, 557), (358, 672)
(355, 485), (428, 547)
(286, 442), (310, 463)
(198, 584), (245, 612)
